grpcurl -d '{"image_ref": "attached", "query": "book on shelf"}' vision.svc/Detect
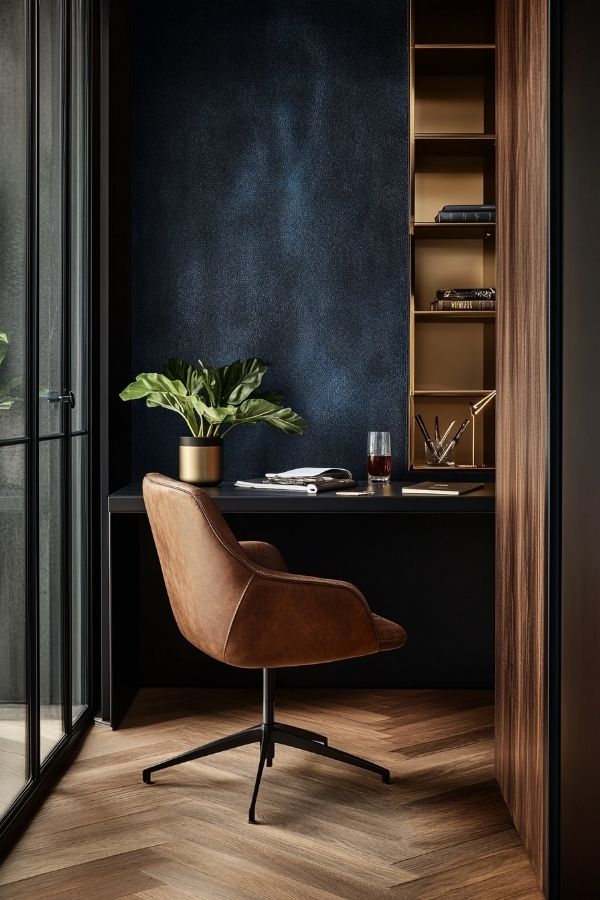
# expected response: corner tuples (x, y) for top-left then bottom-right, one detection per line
(235, 467), (357, 494)
(401, 482), (484, 496)
(436, 288), (495, 300)
(430, 298), (496, 311)
(438, 205), (496, 213)
(435, 209), (496, 223)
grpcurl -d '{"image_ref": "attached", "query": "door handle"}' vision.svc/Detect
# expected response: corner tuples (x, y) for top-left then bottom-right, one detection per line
(48, 390), (76, 409)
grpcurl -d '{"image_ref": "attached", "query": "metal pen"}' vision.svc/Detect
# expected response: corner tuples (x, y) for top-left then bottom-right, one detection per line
(436, 417), (471, 464)
(415, 414), (437, 457)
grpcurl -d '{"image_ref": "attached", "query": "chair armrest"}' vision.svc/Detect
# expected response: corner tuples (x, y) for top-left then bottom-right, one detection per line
(224, 571), (379, 668)
(239, 541), (288, 572)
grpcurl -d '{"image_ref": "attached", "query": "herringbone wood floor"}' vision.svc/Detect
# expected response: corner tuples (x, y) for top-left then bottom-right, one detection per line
(0, 689), (544, 899)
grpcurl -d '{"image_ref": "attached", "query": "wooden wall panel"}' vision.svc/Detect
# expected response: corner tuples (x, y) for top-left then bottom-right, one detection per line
(495, 0), (548, 890)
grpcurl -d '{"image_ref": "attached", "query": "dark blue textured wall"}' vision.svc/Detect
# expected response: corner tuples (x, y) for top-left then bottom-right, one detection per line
(131, 0), (409, 480)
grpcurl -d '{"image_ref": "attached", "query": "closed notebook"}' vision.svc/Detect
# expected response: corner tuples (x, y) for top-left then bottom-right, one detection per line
(401, 482), (484, 496)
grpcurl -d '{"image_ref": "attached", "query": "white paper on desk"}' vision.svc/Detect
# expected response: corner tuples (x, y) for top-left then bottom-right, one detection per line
(265, 467), (352, 479)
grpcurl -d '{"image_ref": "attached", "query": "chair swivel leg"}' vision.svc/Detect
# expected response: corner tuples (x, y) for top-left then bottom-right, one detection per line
(248, 728), (271, 823)
(142, 726), (262, 784)
(273, 727), (391, 784)
(274, 721), (328, 746)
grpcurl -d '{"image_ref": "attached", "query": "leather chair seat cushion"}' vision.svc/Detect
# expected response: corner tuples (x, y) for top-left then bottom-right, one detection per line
(372, 614), (408, 651)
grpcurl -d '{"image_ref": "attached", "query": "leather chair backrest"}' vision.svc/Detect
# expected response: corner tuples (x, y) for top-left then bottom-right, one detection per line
(142, 473), (253, 661)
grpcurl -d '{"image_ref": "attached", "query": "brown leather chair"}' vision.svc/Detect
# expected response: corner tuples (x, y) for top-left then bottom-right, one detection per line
(142, 473), (407, 822)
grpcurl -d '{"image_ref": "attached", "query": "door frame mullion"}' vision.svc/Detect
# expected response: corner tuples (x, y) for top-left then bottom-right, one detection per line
(25, 0), (41, 788)
(60, 0), (73, 738)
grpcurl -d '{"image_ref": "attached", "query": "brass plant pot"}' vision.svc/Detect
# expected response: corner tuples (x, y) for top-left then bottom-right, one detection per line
(179, 437), (223, 485)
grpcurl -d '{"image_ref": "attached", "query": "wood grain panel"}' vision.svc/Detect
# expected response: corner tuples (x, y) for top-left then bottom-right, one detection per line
(495, 0), (548, 890)
(0, 689), (543, 899)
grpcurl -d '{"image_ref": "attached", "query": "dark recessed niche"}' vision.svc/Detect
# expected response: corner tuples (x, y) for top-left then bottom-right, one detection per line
(414, 0), (495, 46)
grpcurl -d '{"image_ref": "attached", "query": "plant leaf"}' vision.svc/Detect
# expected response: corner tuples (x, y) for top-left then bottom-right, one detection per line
(223, 398), (307, 434)
(216, 358), (268, 406)
(190, 395), (236, 425)
(197, 361), (223, 407)
(162, 358), (205, 395)
(119, 373), (188, 401)
(251, 388), (284, 405)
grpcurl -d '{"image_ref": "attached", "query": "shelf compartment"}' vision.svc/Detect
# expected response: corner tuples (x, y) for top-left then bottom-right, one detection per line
(413, 222), (495, 239)
(414, 0), (494, 45)
(414, 320), (495, 392)
(413, 237), (495, 310)
(415, 76), (490, 133)
(415, 310), (496, 322)
(415, 135), (495, 157)
(414, 156), (493, 222)
(414, 47), (495, 77)
(410, 394), (495, 468)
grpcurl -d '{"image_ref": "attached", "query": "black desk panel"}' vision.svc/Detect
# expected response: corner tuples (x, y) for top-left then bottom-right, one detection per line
(104, 482), (495, 727)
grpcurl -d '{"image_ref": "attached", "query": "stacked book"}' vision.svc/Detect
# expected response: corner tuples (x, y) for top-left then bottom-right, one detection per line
(431, 288), (496, 311)
(435, 204), (496, 223)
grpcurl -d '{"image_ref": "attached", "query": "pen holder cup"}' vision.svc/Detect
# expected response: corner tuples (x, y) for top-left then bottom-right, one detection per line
(425, 440), (455, 467)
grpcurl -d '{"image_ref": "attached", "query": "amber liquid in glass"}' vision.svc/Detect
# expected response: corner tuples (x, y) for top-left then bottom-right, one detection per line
(367, 455), (392, 478)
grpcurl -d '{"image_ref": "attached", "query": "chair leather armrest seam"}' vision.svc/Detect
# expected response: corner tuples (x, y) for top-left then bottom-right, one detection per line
(248, 571), (379, 650)
(222, 572), (255, 663)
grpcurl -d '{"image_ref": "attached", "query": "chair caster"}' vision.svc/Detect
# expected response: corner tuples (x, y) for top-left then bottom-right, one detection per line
(142, 770), (153, 784)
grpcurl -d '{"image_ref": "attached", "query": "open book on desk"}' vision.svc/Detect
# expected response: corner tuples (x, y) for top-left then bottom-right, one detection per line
(235, 467), (356, 494)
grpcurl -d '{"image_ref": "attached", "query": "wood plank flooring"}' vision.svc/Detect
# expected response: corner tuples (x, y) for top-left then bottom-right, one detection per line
(0, 689), (544, 899)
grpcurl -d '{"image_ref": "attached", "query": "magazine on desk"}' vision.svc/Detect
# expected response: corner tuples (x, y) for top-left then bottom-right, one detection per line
(235, 467), (357, 494)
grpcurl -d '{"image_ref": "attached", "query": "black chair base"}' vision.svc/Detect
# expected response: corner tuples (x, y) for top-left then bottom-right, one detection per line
(141, 670), (391, 822)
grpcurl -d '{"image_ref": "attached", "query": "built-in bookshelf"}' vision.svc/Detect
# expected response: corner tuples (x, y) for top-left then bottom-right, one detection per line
(409, 0), (496, 470)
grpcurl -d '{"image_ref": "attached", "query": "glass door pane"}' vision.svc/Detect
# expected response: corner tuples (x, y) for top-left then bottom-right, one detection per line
(0, 446), (28, 812)
(0, 0), (28, 814)
(38, 0), (64, 437)
(70, 0), (89, 435)
(71, 436), (87, 721)
(39, 440), (64, 759)
(0, 0), (27, 442)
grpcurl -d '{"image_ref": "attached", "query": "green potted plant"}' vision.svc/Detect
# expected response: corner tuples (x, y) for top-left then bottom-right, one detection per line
(120, 357), (307, 484)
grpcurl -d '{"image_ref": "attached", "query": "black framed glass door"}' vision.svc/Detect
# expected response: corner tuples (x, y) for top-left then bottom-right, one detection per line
(0, 0), (92, 844)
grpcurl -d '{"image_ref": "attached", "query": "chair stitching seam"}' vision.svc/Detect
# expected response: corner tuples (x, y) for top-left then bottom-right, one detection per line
(222, 573), (255, 662)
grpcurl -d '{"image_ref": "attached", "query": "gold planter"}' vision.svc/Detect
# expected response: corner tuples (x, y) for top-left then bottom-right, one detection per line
(179, 437), (223, 485)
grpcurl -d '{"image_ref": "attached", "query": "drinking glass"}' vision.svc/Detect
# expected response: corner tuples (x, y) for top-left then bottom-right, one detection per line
(367, 431), (392, 483)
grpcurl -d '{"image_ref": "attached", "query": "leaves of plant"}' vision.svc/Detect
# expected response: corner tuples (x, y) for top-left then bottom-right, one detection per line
(119, 359), (307, 438)
(119, 373), (187, 401)
(251, 388), (284, 405)
(162, 358), (205, 395)
(189, 395), (236, 425)
(223, 398), (307, 434)
(217, 358), (268, 406)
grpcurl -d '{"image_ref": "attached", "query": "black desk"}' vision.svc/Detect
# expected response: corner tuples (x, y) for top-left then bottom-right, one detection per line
(104, 482), (495, 726)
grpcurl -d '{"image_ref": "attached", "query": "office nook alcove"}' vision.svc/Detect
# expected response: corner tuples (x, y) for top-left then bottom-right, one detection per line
(2, 1), (597, 898)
